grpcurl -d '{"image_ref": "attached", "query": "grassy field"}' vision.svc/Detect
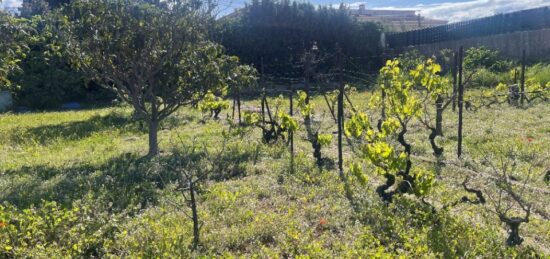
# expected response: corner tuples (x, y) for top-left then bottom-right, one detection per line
(0, 90), (549, 257)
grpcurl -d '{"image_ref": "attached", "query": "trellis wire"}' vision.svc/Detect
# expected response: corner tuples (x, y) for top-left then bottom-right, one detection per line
(238, 48), (546, 173)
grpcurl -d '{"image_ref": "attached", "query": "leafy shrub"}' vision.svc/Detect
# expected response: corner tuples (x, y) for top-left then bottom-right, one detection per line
(0, 199), (124, 258)
(0, 12), (29, 92)
(470, 68), (504, 88)
(9, 15), (114, 110)
(464, 47), (514, 73)
(104, 207), (195, 258)
(317, 133), (333, 147)
(397, 49), (426, 71)
(197, 90), (230, 119)
(527, 63), (550, 86)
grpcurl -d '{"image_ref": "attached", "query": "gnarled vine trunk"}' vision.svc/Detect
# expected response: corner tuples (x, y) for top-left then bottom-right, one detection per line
(500, 217), (527, 246)
(376, 125), (415, 202)
(305, 116), (323, 168)
(429, 128), (444, 157)
(376, 173), (396, 202)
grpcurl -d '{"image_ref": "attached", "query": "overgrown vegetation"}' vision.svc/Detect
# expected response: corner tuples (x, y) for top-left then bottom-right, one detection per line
(0, 0), (549, 257)
(1, 88), (548, 256)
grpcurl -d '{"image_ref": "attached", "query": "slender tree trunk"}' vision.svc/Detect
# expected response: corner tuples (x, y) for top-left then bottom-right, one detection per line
(148, 118), (159, 156)
(147, 92), (160, 157)
(189, 178), (200, 250)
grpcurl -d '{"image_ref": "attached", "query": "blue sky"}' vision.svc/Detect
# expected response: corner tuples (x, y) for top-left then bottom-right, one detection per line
(2, 0), (550, 22)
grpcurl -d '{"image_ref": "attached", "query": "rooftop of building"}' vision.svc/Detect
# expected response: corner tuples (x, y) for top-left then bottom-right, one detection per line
(349, 4), (447, 32)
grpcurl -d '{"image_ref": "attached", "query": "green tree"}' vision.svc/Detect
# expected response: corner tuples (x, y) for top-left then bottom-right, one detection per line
(0, 11), (29, 92)
(62, 0), (253, 156)
(219, 0), (382, 75)
(8, 14), (97, 110)
(19, 0), (50, 18)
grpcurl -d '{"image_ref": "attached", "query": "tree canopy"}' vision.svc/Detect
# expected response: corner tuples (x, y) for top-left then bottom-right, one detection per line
(219, 0), (382, 75)
(0, 11), (29, 90)
(62, 0), (256, 156)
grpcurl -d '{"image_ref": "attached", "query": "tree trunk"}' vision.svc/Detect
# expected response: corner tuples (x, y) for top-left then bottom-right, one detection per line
(376, 173), (396, 202)
(505, 220), (524, 246)
(148, 119), (159, 156)
(429, 128), (444, 157)
(189, 178), (200, 250)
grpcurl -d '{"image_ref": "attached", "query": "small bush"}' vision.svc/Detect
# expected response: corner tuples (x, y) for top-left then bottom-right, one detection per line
(464, 47), (514, 73)
(470, 68), (505, 88)
(0, 198), (124, 258)
(527, 63), (550, 86)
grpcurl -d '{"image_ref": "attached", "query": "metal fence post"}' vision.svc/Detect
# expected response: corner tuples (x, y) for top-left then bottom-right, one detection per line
(457, 46), (464, 158)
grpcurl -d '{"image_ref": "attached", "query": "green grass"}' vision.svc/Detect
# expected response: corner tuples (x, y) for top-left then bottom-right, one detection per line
(0, 91), (549, 257)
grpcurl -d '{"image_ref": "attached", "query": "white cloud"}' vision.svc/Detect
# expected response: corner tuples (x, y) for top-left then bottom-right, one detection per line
(344, 0), (550, 22)
(418, 0), (550, 22)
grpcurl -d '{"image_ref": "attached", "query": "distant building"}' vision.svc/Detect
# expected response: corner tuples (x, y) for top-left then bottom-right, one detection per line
(350, 4), (447, 32)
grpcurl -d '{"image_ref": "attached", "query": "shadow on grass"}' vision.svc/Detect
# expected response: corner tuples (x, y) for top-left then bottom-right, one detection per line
(0, 140), (261, 210)
(1, 153), (158, 210)
(9, 112), (197, 146)
(9, 112), (142, 145)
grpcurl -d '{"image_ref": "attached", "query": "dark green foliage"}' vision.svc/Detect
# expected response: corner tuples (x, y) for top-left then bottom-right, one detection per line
(45, 0), (71, 8)
(461, 47), (516, 88)
(0, 11), (29, 90)
(397, 49), (426, 71)
(469, 68), (512, 88)
(3, 12), (115, 110)
(9, 20), (111, 109)
(62, 0), (254, 156)
(464, 46), (514, 73)
(19, 0), (50, 18)
(219, 0), (382, 75)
